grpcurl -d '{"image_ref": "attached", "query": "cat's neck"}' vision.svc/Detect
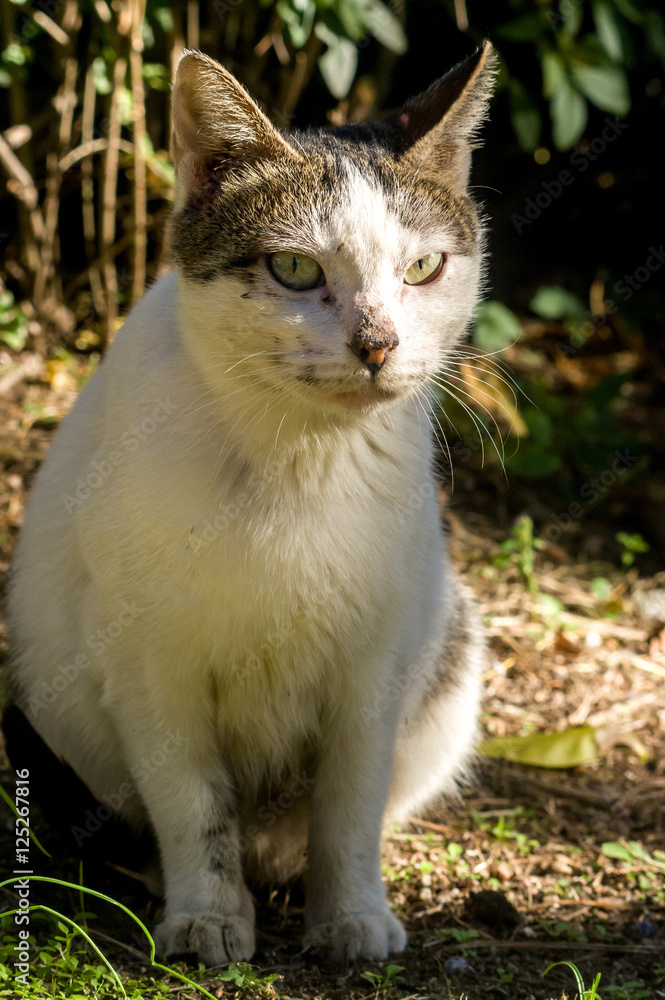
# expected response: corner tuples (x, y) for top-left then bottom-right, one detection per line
(184, 357), (431, 494)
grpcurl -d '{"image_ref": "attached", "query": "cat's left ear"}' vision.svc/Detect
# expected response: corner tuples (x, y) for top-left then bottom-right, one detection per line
(395, 41), (497, 195)
(171, 51), (301, 208)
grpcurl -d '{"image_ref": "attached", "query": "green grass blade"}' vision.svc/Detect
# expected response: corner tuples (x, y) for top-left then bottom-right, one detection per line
(77, 860), (87, 933)
(0, 784), (52, 857)
(1, 904), (126, 997)
(543, 960), (603, 999)
(0, 875), (218, 1000)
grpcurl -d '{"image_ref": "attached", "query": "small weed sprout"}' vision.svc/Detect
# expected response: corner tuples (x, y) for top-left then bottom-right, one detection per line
(493, 514), (545, 593)
(616, 531), (649, 568)
(216, 962), (282, 996)
(359, 964), (405, 992)
(0, 289), (29, 351)
(605, 983), (651, 999)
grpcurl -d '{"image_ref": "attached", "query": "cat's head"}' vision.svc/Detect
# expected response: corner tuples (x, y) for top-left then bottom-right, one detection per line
(170, 45), (496, 420)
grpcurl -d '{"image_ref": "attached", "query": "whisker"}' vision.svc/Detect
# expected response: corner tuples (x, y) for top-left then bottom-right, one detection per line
(432, 374), (507, 459)
(433, 379), (508, 479)
(209, 384), (289, 492)
(432, 380), (491, 470)
(414, 387), (455, 493)
(468, 184), (503, 195)
(439, 368), (519, 425)
(449, 352), (537, 412)
(450, 339), (521, 362)
(223, 350), (272, 375)
(447, 354), (522, 397)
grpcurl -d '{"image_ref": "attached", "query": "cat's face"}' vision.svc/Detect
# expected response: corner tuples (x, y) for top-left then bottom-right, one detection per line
(170, 48), (495, 418)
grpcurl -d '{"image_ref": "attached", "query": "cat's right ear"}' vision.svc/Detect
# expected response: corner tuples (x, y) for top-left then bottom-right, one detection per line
(393, 42), (497, 195)
(171, 51), (299, 209)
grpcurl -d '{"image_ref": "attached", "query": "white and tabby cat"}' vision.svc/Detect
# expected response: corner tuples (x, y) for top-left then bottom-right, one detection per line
(4, 44), (495, 964)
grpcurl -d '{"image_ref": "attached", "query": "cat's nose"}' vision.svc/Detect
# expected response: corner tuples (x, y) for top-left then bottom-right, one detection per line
(350, 329), (399, 376)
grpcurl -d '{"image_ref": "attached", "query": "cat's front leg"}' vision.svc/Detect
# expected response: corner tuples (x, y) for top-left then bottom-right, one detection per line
(118, 715), (255, 965)
(152, 790), (256, 966)
(304, 685), (407, 962)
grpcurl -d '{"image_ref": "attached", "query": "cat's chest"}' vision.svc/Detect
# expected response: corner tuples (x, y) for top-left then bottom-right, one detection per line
(180, 454), (406, 646)
(171, 454), (414, 763)
(85, 409), (433, 678)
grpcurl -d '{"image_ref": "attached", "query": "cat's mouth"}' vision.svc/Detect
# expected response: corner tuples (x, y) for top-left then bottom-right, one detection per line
(292, 363), (412, 410)
(331, 381), (402, 410)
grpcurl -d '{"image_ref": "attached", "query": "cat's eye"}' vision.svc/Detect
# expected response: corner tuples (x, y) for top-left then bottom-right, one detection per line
(269, 252), (324, 290)
(404, 253), (446, 286)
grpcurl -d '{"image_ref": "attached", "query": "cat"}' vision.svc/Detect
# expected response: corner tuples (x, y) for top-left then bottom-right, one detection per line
(3, 42), (495, 965)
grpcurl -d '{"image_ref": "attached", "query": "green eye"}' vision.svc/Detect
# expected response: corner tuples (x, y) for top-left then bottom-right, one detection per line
(269, 252), (324, 290)
(404, 253), (445, 286)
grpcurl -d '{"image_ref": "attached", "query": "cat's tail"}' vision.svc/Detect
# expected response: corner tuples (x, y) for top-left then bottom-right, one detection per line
(1, 703), (156, 873)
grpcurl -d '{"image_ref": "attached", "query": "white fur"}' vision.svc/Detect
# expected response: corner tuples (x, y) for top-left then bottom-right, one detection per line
(7, 151), (485, 965)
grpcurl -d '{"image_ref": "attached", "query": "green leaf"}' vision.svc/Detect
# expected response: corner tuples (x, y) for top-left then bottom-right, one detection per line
(277, 0), (316, 48)
(473, 301), (522, 351)
(117, 86), (134, 126)
(529, 285), (587, 319)
(616, 531), (649, 554)
(315, 24), (358, 99)
(152, 6), (173, 32)
(591, 576), (612, 598)
(333, 0), (366, 41)
(0, 291), (29, 352)
(623, 841), (665, 869)
(540, 593), (563, 618)
(542, 50), (566, 98)
(363, 0), (407, 54)
(479, 726), (600, 768)
(593, 1), (626, 61)
(613, 0), (644, 26)
(601, 840), (635, 862)
(571, 64), (630, 115)
(550, 75), (588, 149)
(561, 0), (583, 37)
(141, 62), (170, 92)
(91, 56), (112, 95)
(2, 43), (27, 66)
(0, 326), (28, 352)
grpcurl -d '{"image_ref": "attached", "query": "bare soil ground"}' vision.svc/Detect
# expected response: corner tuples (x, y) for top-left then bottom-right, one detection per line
(0, 352), (663, 1000)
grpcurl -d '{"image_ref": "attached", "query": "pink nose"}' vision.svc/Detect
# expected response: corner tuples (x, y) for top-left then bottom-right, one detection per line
(350, 329), (399, 377)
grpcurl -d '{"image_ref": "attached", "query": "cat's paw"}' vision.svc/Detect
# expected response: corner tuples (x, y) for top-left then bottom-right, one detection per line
(303, 910), (407, 963)
(154, 912), (255, 966)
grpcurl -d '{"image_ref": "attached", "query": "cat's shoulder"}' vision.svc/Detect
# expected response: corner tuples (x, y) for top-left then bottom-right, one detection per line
(114, 269), (180, 349)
